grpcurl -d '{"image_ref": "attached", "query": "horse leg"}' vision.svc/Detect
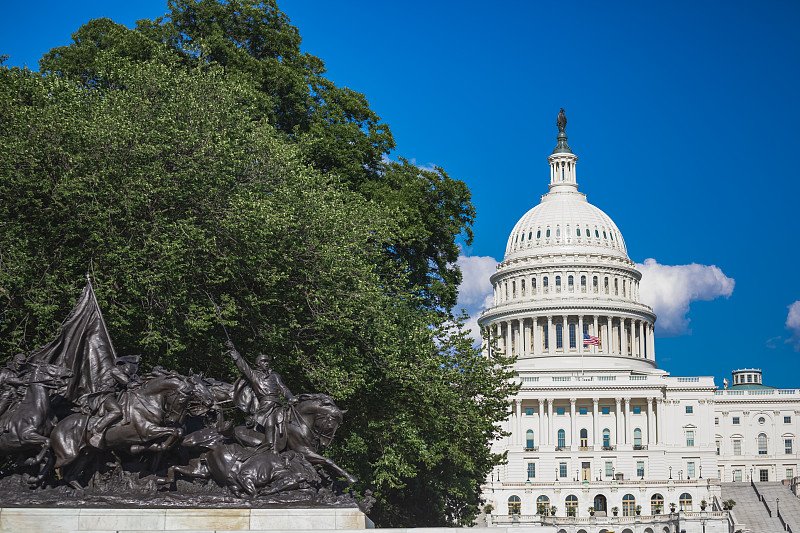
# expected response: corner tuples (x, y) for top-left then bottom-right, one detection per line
(295, 447), (358, 484)
(18, 428), (50, 466)
(64, 452), (92, 490)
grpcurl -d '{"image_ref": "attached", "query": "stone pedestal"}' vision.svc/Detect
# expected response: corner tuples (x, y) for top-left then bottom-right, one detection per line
(0, 507), (373, 532)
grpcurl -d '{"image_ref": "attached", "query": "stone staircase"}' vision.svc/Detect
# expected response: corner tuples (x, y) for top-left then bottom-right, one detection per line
(753, 482), (800, 532)
(722, 482), (785, 532)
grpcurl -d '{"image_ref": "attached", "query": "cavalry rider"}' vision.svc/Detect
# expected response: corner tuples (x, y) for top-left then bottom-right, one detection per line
(226, 340), (296, 450)
(87, 354), (140, 447)
(0, 354), (28, 421)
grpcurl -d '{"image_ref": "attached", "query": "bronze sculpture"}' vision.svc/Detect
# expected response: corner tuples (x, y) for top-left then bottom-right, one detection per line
(0, 279), (363, 509)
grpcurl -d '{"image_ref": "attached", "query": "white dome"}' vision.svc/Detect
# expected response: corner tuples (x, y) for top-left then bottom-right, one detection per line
(504, 190), (628, 261)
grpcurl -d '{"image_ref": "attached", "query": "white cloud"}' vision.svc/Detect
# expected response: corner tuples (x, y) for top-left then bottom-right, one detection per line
(456, 253), (499, 343)
(637, 258), (735, 336)
(786, 301), (800, 351)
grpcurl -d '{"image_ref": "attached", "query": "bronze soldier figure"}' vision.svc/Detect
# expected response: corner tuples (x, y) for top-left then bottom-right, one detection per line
(227, 340), (295, 450)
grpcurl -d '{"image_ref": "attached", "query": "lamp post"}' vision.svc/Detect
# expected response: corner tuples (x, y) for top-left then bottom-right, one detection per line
(679, 470), (683, 481)
(555, 466), (559, 481)
(750, 467), (754, 482)
(699, 465), (702, 479)
(777, 497), (780, 516)
(669, 466), (672, 479)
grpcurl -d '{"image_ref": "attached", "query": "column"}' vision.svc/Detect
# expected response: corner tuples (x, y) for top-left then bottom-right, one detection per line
(538, 399), (544, 448)
(570, 398), (577, 450)
(647, 397), (655, 445)
(563, 314), (569, 352)
(621, 318), (628, 356)
(505, 321), (512, 356)
(547, 399), (554, 446)
(656, 397), (664, 445)
(649, 324), (655, 359)
(531, 318), (537, 355)
(624, 398), (631, 445)
(578, 315), (584, 354)
(615, 397), (623, 446)
(547, 316), (554, 355)
(522, 319), (529, 357)
(516, 399), (522, 446)
(593, 315), (599, 354)
(593, 398), (600, 449)
(638, 321), (644, 357)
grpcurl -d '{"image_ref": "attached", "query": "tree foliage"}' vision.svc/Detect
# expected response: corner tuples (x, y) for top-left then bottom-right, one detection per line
(1, 1), (510, 526)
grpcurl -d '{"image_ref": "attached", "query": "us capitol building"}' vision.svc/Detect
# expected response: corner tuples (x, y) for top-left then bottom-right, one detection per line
(478, 112), (800, 533)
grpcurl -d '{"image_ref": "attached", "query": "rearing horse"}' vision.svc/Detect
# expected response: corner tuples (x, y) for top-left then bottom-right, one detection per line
(235, 393), (356, 484)
(50, 373), (214, 487)
(0, 362), (71, 481)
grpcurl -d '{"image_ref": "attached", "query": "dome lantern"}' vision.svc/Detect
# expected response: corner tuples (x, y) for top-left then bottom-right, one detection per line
(548, 108), (579, 192)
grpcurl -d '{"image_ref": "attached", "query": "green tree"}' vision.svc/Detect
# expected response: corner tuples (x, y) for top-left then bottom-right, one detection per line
(1, 46), (512, 526)
(39, 0), (475, 312)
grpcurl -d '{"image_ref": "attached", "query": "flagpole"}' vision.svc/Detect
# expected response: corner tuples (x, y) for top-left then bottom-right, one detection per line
(86, 274), (118, 359)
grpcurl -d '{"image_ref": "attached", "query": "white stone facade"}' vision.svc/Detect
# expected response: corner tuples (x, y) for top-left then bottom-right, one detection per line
(476, 120), (799, 532)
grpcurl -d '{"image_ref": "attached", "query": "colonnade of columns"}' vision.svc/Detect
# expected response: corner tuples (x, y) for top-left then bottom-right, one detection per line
(493, 271), (639, 305)
(509, 397), (664, 449)
(485, 315), (655, 359)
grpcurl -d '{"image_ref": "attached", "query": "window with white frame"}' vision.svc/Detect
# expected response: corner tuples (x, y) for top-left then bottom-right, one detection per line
(559, 462), (567, 479)
(686, 429), (695, 447)
(605, 461), (613, 477)
(785, 438), (793, 454)
(527, 462), (536, 479)
(787, 468), (794, 480)
(758, 433), (768, 455)
(687, 462), (695, 478)
(733, 469), (742, 482)
(733, 439), (742, 455)
(637, 461), (645, 478)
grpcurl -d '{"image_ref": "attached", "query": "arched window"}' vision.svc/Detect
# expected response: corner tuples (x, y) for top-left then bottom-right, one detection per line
(528, 231), (532, 240)
(508, 495), (521, 516)
(557, 429), (566, 448)
(581, 275), (587, 292)
(546, 228), (551, 238)
(651, 493), (664, 515)
(526, 430), (534, 449)
(622, 494), (636, 516)
(555, 275), (561, 293)
(580, 428), (588, 448)
(532, 277), (537, 293)
(679, 493), (692, 511)
(537, 229), (541, 239)
(604, 277), (609, 294)
(566, 495), (578, 517)
(595, 229), (599, 238)
(568, 275), (574, 291)
(614, 279), (619, 296)
(543, 276), (549, 294)
(634, 428), (642, 447)
(521, 279), (526, 297)
(593, 276), (598, 292)
(577, 228), (581, 237)
(758, 433), (768, 454)
(603, 428), (611, 448)
(569, 323), (576, 349)
(537, 495), (550, 515)
(543, 324), (549, 350)
(556, 324), (563, 349)
(556, 227), (561, 238)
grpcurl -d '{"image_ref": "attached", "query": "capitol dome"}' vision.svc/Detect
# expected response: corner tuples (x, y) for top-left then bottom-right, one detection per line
(504, 192), (628, 261)
(479, 110), (656, 369)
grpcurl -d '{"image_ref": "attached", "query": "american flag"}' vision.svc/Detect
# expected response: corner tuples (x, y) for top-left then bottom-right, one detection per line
(584, 333), (600, 346)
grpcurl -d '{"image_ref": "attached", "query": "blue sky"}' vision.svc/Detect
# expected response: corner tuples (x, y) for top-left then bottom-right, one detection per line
(3, 1), (800, 387)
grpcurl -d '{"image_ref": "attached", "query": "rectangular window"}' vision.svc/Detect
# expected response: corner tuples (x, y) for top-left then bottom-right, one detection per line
(602, 407), (610, 415)
(569, 323), (576, 349)
(637, 461), (645, 478)
(787, 469), (794, 480)
(785, 416), (792, 424)
(716, 440), (720, 455)
(715, 417), (719, 425)
(543, 324), (549, 350)
(687, 462), (695, 478)
(686, 430), (695, 447)
(559, 462), (567, 479)
(527, 462), (535, 479)
(786, 439), (793, 454)
(733, 417), (740, 425)
(525, 408), (534, 416)
(685, 406), (693, 414)
(605, 461), (613, 477)
(633, 406), (641, 414)
(557, 407), (565, 416)
(733, 439), (741, 455)
(579, 407), (587, 415)
(733, 469), (742, 482)
(556, 324), (563, 349)
(760, 469), (769, 482)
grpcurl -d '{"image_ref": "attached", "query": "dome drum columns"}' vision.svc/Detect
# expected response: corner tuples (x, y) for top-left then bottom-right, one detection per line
(483, 315), (655, 360)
